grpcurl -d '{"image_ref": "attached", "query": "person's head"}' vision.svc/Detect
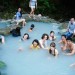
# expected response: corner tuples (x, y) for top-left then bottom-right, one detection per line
(66, 38), (72, 45)
(23, 33), (29, 40)
(70, 18), (75, 24)
(18, 8), (21, 12)
(16, 27), (20, 32)
(32, 39), (40, 47)
(41, 33), (49, 40)
(61, 35), (67, 41)
(30, 24), (35, 30)
(50, 42), (56, 48)
(49, 42), (56, 56)
(50, 31), (54, 36)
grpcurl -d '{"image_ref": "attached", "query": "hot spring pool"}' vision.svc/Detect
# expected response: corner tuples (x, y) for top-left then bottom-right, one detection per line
(0, 21), (11, 29)
(0, 22), (75, 75)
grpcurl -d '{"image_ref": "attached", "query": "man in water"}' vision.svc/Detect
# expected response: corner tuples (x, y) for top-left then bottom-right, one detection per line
(59, 35), (67, 51)
(65, 39), (75, 55)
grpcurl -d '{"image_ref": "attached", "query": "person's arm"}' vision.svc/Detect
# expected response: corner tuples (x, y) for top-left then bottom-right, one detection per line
(67, 21), (70, 31)
(1, 36), (5, 44)
(39, 40), (45, 49)
(39, 40), (48, 49)
(66, 49), (75, 55)
(55, 49), (59, 55)
(58, 40), (62, 44)
(30, 45), (33, 49)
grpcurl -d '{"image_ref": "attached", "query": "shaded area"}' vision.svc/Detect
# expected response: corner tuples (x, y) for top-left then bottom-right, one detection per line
(0, 0), (75, 21)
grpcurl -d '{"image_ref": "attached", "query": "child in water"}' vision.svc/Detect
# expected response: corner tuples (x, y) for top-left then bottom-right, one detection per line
(30, 39), (40, 49)
(49, 42), (58, 56)
(49, 31), (56, 41)
(29, 24), (35, 32)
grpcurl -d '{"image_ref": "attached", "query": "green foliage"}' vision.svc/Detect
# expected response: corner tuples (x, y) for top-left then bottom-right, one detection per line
(0, 61), (6, 69)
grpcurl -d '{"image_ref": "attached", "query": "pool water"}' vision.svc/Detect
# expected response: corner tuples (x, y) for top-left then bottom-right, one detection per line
(0, 21), (11, 29)
(0, 22), (75, 75)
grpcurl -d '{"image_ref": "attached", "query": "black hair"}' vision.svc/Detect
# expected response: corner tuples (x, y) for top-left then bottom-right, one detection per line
(30, 24), (35, 30)
(16, 27), (21, 36)
(49, 42), (56, 56)
(23, 33), (30, 39)
(18, 8), (22, 18)
(50, 42), (56, 47)
(32, 39), (40, 46)
(61, 35), (67, 39)
(0, 38), (2, 43)
(66, 38), (72, 41)
(41, 33), (49, 40)
(50, 31), (54, 34)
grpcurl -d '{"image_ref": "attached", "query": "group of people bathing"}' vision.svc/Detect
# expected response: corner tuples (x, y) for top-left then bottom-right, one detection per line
(10, 18), (75, 57)
(0, 0), (75, 57)
(0, 8), (75, 58)
(9, 7), (75, 57)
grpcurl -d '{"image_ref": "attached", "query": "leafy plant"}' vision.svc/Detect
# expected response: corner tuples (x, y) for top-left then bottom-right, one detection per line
(0, 61), (6, 69)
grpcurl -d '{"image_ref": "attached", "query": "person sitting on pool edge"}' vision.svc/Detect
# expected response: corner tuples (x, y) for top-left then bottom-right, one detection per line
(49, 31), (56, 41)
(48, 42), (58, 56)
(65, 18), (75, 39)
(64, 38), (75, 56)
(0, 35), (5, 44)
(59, 35), (67, 51)
(15, 8), (26, 27)
(30, 39), (40, 49)
(29, 24), (35, 32)
(39, 33), (49, 49)
(21, 33), (30, 41)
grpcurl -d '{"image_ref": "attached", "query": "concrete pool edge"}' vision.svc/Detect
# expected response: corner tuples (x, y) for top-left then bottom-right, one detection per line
(0, 14), (60, 35)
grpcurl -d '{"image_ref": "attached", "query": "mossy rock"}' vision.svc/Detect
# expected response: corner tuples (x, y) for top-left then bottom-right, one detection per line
(59, 23), (68, 29)
(0, 61), (6, 69)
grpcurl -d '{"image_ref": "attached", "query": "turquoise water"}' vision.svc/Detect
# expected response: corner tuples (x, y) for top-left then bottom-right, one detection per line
(0, 22), (75, 75)
(0, 21), (10, 29)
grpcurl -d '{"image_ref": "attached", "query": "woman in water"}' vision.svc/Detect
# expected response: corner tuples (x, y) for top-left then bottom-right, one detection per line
(59, 35), (67, 51)
(49, 31), (56, 41)
(48, 42), (58, 56)
(39, 33), (49, 49)
(30, 39), (40, 49)
(21, 33), (30, 41)
(18, 33), (30, 51)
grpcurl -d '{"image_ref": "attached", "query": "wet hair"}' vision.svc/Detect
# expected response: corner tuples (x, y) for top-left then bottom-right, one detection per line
(0, 38), (2, 43)
(41, 33), (49, 40)
(23, 33), (30, 39)
(32, 39), (40, 46)
(50, 31), (55, 41)
(50, 31), (54, 34)
(49, 42), (56, 56)
(30, 24), (35, 30)
(61, 35), (67, 39)
(66, 38), (72, 41)
(50, 42), (56, 47)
